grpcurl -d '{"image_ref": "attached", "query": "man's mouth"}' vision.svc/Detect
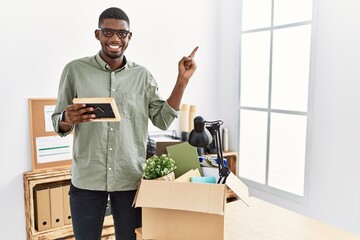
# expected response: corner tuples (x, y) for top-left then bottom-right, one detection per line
(108, 44), (121, 50)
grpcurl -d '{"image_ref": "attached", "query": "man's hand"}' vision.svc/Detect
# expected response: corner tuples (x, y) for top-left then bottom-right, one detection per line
(178, 46), (199, 83)
(59, 104), (96, 131)
(64, 104), (96, 124)
(167, 46), (199, 110)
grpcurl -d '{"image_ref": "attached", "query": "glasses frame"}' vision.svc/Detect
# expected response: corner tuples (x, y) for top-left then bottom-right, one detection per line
(97, 28), (130, 39)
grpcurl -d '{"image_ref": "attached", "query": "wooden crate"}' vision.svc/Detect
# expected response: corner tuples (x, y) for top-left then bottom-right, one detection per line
(23, 167), (115, 240)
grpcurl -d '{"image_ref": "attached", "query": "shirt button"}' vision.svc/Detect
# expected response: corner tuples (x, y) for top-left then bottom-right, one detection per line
(112, 89), (116, 92)
(112, 72), (115, 75)
(110, 128), (114, 131)
(109, 147), (112, 151)
(109, 167), (112, 171)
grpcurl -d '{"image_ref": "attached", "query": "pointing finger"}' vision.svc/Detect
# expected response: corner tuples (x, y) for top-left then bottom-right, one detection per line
(189, 46), (199, 58)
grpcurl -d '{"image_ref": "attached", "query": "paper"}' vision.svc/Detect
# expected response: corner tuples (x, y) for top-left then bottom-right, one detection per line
(44, 105), (56, 132)
(36, 135), (73, 163)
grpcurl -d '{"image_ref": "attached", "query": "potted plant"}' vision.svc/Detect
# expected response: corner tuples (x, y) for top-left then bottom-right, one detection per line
(143, 154), (177, 181)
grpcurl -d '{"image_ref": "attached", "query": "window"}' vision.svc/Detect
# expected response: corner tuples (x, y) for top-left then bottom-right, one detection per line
(239, 0), (313, 197)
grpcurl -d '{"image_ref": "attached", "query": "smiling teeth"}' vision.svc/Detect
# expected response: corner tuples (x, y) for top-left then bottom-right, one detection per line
(109, 45), (120, 49)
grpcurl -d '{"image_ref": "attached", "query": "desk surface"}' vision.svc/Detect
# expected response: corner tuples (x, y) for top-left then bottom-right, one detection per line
(225, 198), (360, 240)
(136, 197), (360, 240)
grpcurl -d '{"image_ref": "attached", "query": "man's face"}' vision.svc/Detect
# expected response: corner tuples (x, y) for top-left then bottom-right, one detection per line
(95, 18), (132, 61)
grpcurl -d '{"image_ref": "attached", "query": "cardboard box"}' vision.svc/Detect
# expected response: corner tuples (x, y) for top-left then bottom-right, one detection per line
(134, 172), (249, 240)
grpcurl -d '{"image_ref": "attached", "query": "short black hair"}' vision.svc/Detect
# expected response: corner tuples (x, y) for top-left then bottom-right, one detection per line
(98, 7), (130, 28)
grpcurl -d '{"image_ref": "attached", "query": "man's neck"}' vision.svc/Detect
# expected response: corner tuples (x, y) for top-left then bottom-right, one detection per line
(100, 52), (125, 70)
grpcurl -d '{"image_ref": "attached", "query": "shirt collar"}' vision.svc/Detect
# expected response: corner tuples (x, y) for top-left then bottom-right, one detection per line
(95, 52), (128, 72)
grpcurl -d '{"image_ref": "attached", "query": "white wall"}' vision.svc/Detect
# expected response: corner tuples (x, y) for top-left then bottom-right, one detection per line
(0, 1), (218, 239)
(1, 0), (359, 239)
(219, 0), (360, 236)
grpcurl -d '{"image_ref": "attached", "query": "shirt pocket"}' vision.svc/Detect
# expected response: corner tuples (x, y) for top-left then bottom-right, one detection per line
(115, 93), (138, 119)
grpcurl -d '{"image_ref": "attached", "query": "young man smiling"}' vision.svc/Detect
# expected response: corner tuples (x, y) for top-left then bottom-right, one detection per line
(52, 7), (198, 240)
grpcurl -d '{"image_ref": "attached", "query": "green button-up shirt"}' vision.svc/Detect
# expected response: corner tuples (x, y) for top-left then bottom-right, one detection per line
(52, 52), (178, 191)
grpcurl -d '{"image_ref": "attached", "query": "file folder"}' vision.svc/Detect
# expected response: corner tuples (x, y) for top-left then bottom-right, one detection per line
(34, 188), (51, 231)
(62, 184), (72, 225)
(166, 142), (203, 177)
(50, 186), (64, 228)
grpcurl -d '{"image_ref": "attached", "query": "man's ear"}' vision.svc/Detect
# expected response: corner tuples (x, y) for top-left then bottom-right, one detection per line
(95, 29), (100, 40)
(128, 32), (133, 40)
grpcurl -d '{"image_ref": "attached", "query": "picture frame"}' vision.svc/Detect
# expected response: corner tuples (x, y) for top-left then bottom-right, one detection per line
(72, 97), (121, 122)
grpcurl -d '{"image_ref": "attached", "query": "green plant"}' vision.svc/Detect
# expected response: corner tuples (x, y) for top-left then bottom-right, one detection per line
(144, 154), (177, 180)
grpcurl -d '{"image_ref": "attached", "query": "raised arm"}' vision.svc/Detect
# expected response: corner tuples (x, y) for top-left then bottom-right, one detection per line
(167, 46), (199, 110)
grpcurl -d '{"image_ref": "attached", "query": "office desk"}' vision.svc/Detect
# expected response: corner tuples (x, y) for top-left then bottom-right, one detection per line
(225, 198), (360, 240)
(136, 198), (360, 240)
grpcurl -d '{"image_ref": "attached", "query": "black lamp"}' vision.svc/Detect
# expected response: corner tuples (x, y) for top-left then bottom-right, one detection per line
(188, 116), (230, 184)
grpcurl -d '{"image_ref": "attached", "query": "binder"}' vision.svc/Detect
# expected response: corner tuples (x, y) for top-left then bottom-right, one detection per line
(34, 188), (51, 231)
(62, 184), (72, 225)
(50, 185), (64, 228)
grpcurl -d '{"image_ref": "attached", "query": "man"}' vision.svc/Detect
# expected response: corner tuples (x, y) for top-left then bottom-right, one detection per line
(52, 7), (198, 240)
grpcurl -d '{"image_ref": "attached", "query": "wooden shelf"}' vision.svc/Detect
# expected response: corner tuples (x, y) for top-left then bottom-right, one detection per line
(23, 167), (115, 240)
(206, 151), (238, 174)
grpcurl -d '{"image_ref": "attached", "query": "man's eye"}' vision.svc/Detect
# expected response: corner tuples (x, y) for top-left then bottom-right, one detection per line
(104, 30), (112, 35)
(119, 32), (127, 37)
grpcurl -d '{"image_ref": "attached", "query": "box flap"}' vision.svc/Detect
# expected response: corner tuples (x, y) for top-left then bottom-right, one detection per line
(135, 180), (226, 215)
(225, 172), (250, 207)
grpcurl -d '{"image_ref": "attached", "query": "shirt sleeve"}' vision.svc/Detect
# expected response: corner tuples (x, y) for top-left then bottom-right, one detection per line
(147, 73), (179, 130)
(52, 63), (76, 137)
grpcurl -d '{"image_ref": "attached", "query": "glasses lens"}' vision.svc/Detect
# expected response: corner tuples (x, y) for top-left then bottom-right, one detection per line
(101, 28), (114, 37)
(116, 30), (129, 38)
(100, 28), (129, 38)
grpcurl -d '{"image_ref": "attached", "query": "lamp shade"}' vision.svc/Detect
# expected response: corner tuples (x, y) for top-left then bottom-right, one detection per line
(188, 116), (213, 147)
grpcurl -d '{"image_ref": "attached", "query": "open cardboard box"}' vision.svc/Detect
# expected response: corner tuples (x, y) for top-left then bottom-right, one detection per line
(134, 172), (250, 240)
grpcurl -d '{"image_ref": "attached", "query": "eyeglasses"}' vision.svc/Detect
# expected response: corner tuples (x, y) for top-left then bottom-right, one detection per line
(97, 28), (130, 38)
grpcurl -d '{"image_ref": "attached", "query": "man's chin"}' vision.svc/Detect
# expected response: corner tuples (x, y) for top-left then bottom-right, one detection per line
(108, 53), (122, 59)
(105, 51), (123, 59)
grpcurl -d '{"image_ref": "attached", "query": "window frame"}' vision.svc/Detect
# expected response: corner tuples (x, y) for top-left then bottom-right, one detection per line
(238, 0), (317, 204)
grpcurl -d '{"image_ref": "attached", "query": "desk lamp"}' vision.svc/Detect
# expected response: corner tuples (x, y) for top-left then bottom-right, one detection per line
(188, 116), (230, 184)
